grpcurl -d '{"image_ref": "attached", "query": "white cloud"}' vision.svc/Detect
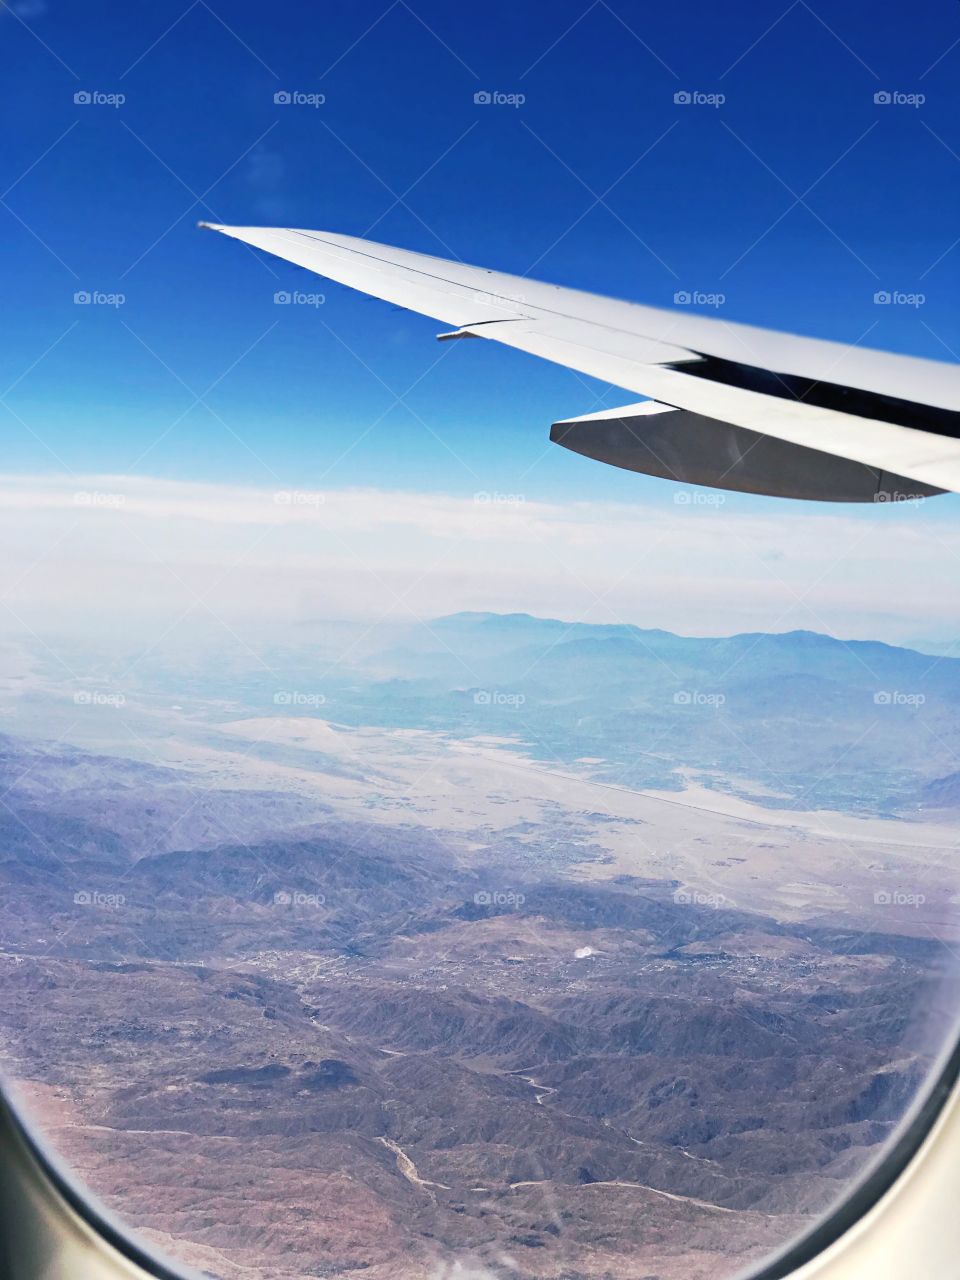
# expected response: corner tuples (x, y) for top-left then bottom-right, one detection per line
(0, 473), (957, 647)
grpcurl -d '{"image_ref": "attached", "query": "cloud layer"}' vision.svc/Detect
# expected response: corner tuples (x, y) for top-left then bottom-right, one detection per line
(0, 474), (957, 647)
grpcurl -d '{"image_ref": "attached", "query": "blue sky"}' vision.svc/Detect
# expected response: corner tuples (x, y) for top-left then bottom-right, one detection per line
(2, 0), (960, 510)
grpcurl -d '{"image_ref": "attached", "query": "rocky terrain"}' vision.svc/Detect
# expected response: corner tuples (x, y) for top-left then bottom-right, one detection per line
(1, 723), (957, 1280)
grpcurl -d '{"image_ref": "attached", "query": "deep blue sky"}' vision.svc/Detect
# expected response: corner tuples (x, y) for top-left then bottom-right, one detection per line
(2, 0), (960, 505)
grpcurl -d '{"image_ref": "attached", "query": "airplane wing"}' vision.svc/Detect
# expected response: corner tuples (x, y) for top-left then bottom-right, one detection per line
(199, 222), (960, 502)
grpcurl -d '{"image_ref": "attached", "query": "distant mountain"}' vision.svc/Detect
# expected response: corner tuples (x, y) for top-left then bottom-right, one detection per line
(918, 771), (960, 811)
(347, 614), (960, 812)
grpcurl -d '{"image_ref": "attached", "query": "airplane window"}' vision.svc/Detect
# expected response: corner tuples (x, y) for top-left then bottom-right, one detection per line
(2, 4), (959, 1280)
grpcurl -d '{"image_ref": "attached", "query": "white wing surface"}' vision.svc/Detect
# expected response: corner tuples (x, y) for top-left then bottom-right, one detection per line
(200, 223), (960, 502)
